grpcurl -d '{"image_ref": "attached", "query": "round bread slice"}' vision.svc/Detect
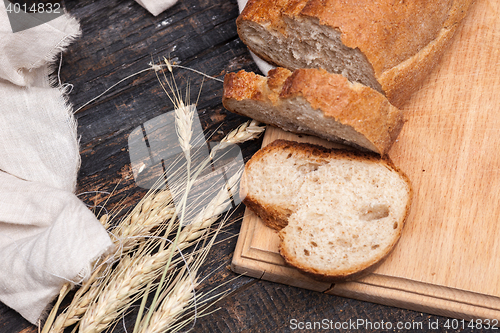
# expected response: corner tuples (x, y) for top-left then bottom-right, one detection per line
(240, 139), (412, 282)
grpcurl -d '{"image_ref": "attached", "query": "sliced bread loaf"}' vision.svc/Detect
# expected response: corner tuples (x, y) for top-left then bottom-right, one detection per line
(236, 0), (474, 107)
(223, 67), (404, 155)
(240, 140), (412, 281)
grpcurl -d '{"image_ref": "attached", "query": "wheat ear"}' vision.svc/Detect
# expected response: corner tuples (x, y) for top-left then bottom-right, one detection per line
(49, 120), (263, 333)
(216, 120), (265, 150)
(79, 170), (241, 333)
(47, 258), (112, 333)
(112, 190), (174, 253)
(78, 231), (199, 333)
(78, 252), (169, 333)
(142, 274), (199, 333)
(182, 169), (242, 239)
(138, 61), (203, 333)
(138, 179), (238, 333)
(47, 190), (174, 333)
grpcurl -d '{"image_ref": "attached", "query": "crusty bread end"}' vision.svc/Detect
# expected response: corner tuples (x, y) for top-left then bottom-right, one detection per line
(223, 68), (404, 155)
(237, 0), (475, 107)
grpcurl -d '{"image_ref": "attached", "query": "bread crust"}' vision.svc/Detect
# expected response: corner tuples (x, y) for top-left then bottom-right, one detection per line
(223, 68), (404, 155)
(278, 237), (392, 283)
(237, 0), (475, 108)
(241, 139), (413, 282)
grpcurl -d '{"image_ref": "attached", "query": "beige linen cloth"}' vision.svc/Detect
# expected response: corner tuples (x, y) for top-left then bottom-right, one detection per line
(0, 4), (115, 326)
(138, 0), (272, 69)
(0, 0), (209, 326)
(136, 0), (178, 16)
(139, 0), (275, 72)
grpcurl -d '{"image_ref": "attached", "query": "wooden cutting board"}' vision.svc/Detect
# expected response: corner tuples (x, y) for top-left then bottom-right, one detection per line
(231, 0), (500, 320)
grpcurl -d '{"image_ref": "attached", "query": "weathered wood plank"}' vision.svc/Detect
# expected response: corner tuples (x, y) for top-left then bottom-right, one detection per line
(0, 0), (472, 331)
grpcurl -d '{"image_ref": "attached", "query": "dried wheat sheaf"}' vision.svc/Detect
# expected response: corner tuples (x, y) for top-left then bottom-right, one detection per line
(42, 58), (265, 333)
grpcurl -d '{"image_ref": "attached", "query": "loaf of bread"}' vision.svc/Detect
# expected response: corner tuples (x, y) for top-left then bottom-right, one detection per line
(236, 0), (474, 108)
(240, 140), (412, 281)
(223, 67), (403, 155)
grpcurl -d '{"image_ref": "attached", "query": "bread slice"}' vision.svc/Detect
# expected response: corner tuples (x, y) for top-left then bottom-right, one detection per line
(237, 0), (474, 108)
(223, 67), (404, 155)
(240, 140), (412, 281)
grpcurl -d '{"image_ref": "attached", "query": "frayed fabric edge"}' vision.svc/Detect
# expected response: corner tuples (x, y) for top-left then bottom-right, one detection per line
(30, 13), (82, 75)
(37, 241), (115, 327)
(2, 11), (110, 327)
(44, 13), (82, 191)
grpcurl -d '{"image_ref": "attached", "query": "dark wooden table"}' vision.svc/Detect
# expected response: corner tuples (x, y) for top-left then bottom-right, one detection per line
(0, 0), (475, 332)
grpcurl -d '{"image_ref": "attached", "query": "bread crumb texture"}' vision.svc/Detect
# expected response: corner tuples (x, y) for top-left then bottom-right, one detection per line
(223, 68), (404, 155)
(237, 0), (475, 107)
(242, 140), (411, 281)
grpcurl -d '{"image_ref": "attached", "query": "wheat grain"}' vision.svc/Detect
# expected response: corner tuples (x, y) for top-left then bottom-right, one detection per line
(47, 190), (175, 333)
(142, 276), (198, 333)
(113, 190), (175, 254)
(174, 101), (195, 157)
(212, 120), (265, 154)
(79, 254), (159, 333)
(78, 170), (241, 333)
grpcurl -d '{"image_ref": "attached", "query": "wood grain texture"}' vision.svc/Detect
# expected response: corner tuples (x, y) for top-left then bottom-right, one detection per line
(375, 0), (500, 293)
(0, 0), (493, 332)
(232, 0), (500, 321)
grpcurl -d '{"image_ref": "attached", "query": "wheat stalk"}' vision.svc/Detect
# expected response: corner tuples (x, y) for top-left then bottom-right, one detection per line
(142, 274), (198, 333)
(47, 119), (263, 333)
(45, 56), (266, 333)
(112, 190), (175, 254)
(79, 252), (169, 333)
(78, 170), (241, 333)
(156, 57), (195, 161)
(213, 120), (265, 153)
(46, 190), (175, 333)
